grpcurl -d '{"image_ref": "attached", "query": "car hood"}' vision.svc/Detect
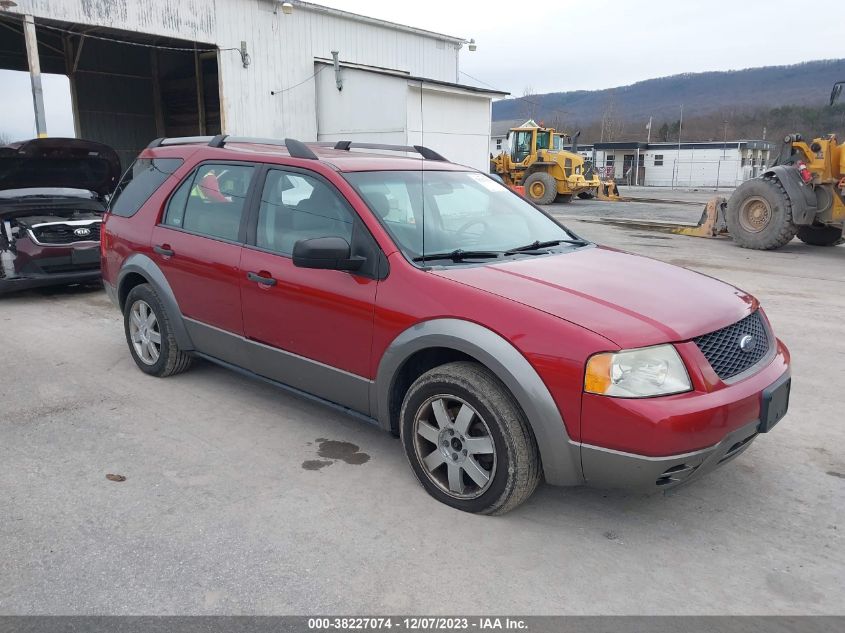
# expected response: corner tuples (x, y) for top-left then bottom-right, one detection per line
(433, 245), (757, 348)
(0, 138), (121, 197)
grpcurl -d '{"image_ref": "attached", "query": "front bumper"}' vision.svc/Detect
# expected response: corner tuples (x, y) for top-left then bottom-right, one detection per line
(579, 367), (791, 491)
(0, 269), (102, 295)
(580, 418), (761, 491)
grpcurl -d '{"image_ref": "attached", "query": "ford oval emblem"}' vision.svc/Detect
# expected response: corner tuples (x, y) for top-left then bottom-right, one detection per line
(738, 334), (755, 353)
(73, 227), (92, 238)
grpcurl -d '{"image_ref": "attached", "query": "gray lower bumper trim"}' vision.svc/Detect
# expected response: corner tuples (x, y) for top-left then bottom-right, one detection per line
(578, 419), (761, 491)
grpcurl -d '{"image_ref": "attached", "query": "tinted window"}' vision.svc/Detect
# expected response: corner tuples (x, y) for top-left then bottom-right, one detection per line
(256, 169), (353, 255)
(162, 175), (193, 227)
(167, 164), (254, 242)
(109, 157), (183, 217)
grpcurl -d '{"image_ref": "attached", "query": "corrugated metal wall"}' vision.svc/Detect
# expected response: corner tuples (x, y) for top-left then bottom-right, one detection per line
(11, 0), (462, 143)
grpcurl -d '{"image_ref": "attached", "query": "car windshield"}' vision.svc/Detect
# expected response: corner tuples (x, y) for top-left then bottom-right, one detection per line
(345, 170), (580, 262)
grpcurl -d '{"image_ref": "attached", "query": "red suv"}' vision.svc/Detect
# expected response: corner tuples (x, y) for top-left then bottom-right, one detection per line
(101, 136), (791, 514)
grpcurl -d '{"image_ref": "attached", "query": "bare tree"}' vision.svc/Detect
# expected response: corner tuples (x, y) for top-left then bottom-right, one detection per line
(521, 85), (538, 122)
(0, 131), (12, 145)
(599, 92), (624, 142)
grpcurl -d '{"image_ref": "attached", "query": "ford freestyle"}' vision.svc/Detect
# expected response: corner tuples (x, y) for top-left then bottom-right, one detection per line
(101, 136), (791, 514)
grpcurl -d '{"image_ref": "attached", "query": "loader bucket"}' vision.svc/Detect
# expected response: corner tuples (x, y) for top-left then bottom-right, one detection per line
(597, 180), (621, 200)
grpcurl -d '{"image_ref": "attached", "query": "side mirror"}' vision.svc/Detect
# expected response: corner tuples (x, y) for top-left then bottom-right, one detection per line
(292, 236), (364, 271)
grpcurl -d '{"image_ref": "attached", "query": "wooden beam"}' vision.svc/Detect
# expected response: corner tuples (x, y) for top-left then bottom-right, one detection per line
(63, 34), (82, 138)
(194, 46), (206, 135)
(23, 15), (47, 138)
(150, 49), (165, 136)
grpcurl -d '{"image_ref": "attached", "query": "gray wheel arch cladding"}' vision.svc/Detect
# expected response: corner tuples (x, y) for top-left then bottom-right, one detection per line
(117, 254), (195, 351)
(373, 318), (583, 486)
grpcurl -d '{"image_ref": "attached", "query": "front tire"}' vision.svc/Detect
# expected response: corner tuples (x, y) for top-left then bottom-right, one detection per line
(523, 172), (557, 205)
(726, 177), (797, 250)
(123, 283), (193, 377)
(796, 224), (844, 246)
(400, 361), (541, 515)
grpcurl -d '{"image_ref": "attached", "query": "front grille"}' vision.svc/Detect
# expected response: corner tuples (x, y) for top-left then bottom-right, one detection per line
(694, 311), (769, 380)
(30, 223), (101, 245)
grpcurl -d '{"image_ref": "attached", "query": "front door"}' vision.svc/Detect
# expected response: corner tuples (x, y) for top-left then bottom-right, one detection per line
(239, 167), (378, 414)
(151, 162), (257, 363)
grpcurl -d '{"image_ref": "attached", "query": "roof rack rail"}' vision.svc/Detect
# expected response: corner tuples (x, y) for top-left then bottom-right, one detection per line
(332, 141), (447, 161)
(147, 136), (215, 148)
(203, 135), (319, 160)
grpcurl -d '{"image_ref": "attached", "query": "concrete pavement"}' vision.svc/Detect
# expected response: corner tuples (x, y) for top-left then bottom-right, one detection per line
(1, 216), (843, 615)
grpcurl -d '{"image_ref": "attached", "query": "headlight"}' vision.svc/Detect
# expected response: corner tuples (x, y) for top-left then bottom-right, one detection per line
(584, 344), (691, 398)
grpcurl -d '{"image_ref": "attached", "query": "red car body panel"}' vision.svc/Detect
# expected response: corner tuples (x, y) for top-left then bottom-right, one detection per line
(432, 247), (758, 349)
(240, 247), (378, 378)
(150, 225), (245, 334)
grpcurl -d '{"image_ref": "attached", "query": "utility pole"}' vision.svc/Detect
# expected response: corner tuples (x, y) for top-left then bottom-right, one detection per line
(23, 15), (47, 137)
(646, 116), (652, 144)
(676, 104), (683, 190)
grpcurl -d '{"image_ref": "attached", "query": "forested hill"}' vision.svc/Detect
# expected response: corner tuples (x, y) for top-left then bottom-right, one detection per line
(492, 59), (845, 143)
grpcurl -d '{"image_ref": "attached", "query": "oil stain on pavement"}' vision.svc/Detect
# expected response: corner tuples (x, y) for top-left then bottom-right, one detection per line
(302, 438), (370, 471)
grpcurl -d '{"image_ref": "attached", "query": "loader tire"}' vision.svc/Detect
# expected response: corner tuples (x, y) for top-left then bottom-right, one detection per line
(578, 191), (595, 199)
(726, 177), (797, 250)
(524, 172), (558, 205)
(555, 194), (573, 203)
(796, 225), (844, 246)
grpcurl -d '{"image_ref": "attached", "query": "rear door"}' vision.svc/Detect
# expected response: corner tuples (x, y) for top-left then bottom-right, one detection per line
(151, 161), (257, 365)
(238, 166), (380, 414)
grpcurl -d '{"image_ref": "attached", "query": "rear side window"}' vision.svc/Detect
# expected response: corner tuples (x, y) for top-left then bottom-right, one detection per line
(109, 157), (183, 217)
(163, 163), (255, 242)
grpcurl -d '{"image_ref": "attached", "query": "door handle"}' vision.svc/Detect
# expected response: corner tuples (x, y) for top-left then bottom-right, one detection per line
(246, 271), (277, 286)
(153, 244), (174, 257)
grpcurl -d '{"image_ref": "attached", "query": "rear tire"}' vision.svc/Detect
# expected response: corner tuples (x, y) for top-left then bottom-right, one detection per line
(400, 361), (541, 515)
(124, 283), (193, 377)
(796, 224), (844, 246)
(726, 177), (797, 250)
(523, 172), (557, 205)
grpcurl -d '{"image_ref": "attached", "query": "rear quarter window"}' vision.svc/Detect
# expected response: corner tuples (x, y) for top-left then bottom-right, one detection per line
(109, 157), (184, 217)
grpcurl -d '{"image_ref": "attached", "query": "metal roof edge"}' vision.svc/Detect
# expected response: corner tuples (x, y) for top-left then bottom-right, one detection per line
(297, 1), (466, 43)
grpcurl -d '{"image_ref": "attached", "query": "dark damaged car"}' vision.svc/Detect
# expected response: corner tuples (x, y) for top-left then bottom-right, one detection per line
(0, 138), (120, 294)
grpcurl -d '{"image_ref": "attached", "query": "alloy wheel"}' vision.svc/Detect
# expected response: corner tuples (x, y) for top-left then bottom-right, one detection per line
(129, 299), (161, 365)
(412, 395), (497, 499)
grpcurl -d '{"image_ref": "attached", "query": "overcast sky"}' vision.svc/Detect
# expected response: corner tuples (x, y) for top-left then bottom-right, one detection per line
(2, 0), (842, 140)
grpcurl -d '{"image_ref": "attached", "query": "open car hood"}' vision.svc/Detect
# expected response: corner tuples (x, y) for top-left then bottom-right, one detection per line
(0, 138), (121, 197)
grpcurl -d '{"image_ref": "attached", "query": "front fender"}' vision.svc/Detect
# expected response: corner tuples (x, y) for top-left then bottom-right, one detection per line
(372, 318), (583, 486)
(117, 253), (194, 350)
(764, 165), (817, 224)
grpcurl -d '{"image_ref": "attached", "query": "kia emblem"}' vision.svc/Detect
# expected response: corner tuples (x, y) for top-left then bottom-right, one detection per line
(73, 227), (92, 238)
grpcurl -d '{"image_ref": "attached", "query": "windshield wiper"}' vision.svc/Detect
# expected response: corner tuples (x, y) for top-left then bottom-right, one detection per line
(413, 249), (502, 263)
(504, 238), (588, 255)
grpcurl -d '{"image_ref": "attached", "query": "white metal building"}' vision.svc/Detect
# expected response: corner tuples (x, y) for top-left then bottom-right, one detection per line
(0, 0), (506, 170)
(589, 140), (775, 188)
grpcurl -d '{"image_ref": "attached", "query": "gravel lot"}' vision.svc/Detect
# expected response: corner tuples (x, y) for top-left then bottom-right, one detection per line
(1, 196), (843, 615)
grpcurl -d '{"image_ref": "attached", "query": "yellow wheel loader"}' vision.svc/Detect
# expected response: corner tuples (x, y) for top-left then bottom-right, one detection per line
(725, 81), (845, 249)
(491, 125), (609, 205)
